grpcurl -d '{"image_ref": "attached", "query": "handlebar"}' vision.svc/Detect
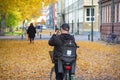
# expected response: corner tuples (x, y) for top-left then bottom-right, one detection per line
(76, 46), (79, 48)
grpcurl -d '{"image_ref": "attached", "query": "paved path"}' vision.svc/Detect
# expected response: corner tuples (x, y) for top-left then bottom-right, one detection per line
(0, 34), (100, 41)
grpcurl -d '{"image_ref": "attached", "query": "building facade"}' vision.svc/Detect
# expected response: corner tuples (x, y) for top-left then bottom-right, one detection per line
(46, 3), (57, 29)
(56, 0), (65, 27)
(99, 0), (120, 42)
(57, 0), (99, 34)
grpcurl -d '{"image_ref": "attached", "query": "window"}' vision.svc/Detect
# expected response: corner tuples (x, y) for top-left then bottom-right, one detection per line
(107, 6), (109, 23)
(79, 9), (83, 22)
(114, 4), (117, 23)
(119, 3), (120, 22)
(87, 9), (90, 16)
(65, 0), (68, 8)
(85, 8), (95, 22)
(109, 5), (111, 23)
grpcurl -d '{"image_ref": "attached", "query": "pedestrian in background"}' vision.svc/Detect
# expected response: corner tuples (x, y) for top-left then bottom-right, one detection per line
(27, 23), (36, 43)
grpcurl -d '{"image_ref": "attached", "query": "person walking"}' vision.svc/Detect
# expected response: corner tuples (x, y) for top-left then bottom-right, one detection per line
(27, 23), (36, 43)
(48, 23), (77, 80)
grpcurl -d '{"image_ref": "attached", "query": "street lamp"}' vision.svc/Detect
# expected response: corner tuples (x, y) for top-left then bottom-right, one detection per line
(91, 0), (94, 41)
(100, 0), (102, 40)
(111, 0), (114, 33)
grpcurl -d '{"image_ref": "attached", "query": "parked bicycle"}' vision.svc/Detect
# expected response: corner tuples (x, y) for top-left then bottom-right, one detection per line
(106, 33), (117, 43)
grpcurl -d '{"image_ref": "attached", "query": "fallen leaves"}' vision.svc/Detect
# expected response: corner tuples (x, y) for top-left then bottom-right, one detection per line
(0, 40), (120, 79)
(76, 42), (120, 79)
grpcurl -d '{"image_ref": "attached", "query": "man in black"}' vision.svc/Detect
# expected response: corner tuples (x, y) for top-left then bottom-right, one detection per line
(48, 23), (77, 80)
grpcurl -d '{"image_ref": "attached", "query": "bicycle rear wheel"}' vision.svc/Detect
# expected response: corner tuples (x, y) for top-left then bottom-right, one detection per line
(63, 70), (71, 80)
(50, 66), (56, 80)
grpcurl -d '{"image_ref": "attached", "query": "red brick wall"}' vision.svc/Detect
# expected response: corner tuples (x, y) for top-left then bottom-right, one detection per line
(114, 23), (120, 35)
(101, 23), (120, 35)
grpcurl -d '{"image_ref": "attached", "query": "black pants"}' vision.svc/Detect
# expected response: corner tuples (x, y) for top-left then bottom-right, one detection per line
(55, 63), (64, 80)
(30, 37), (34, 43)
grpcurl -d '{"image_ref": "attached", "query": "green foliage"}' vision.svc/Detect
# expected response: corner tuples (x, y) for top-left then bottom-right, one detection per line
(5, 31), (21, 36)
(6, 12), (20, 28)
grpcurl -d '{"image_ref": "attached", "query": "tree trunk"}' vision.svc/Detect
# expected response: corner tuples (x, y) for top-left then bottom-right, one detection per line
(0, 15), (6, 36)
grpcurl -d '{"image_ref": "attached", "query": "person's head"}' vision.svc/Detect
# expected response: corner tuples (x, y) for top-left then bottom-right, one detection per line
(30, 23), (34, 27)
(60, 23), (70, 34)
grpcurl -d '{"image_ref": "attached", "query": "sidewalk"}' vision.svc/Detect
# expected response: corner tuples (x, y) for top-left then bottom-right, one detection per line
(0, 34), (51, 40)
(0, 36), (22, 40)
(0, 34), (100, 41)
(74, 34), (100, 41)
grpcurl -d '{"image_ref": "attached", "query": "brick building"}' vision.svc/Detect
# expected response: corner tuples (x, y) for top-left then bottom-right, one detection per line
(99, 0), (120, 42)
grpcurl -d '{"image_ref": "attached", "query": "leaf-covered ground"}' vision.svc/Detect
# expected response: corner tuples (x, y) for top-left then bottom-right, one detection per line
(0, 40), (120, 80)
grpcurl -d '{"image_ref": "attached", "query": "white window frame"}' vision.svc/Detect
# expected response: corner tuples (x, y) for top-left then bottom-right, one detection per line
(85, 7), (95, 22)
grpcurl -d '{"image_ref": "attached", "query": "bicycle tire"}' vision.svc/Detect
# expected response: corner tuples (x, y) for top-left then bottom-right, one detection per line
(50, 66), (55, 80)
(50, 66), (79, 80)
(63, 70), (71, 80)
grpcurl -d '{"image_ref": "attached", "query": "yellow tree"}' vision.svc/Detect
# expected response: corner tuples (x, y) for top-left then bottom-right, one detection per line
(43, 0), (58, 6)
(17, 0), (42, 21)
(0, 0), (57, 35)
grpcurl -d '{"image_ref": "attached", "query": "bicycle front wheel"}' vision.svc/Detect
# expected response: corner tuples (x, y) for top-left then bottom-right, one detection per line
(50, 66), (56, 80)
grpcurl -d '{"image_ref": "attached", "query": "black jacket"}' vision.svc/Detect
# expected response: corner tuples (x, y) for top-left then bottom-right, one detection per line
(48, 33), (76, 61)
(27, 26), (36, 38)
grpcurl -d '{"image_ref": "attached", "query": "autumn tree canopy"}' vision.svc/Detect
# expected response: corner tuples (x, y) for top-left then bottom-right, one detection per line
(0, 0), (57, 35)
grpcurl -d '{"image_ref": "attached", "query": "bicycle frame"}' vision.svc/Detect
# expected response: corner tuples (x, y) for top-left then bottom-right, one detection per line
(50, 63), (74, 80)
(63, 63), (72, 80)
(49, 45), (79, 80)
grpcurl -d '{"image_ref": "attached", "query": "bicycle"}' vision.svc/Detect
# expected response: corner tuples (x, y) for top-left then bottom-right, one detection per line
(49, 46), (79, 80)
(106, 33), (117, 44)
(50, 62), (75, 80)
(50, 66), (55, 80)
